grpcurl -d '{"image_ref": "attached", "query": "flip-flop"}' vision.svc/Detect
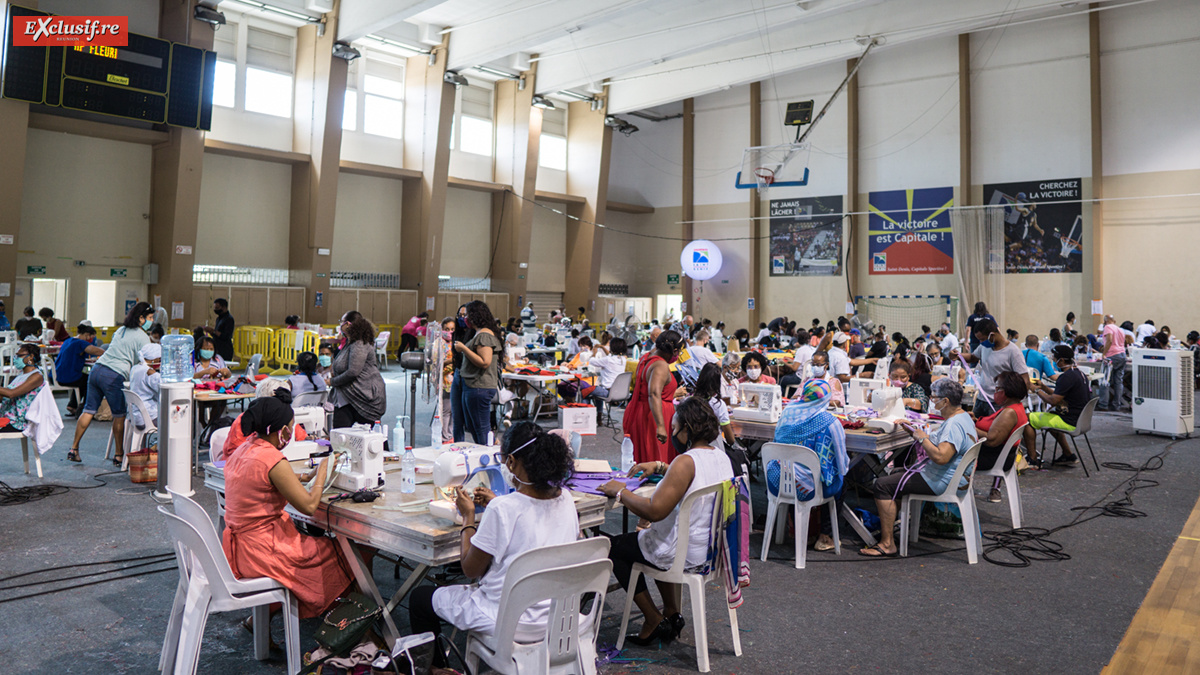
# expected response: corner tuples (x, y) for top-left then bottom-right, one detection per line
(858, 544), (898, 558)
(67, 449), (81, 463)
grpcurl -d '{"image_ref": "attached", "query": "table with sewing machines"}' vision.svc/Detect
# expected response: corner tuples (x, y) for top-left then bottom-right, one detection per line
(501, 369), (572, 419)
(203, 442), (609, 649)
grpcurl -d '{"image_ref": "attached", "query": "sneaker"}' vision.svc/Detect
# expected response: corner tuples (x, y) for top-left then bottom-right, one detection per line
(986, 487), (1002, 503)
(1053, 453), (1078, 466)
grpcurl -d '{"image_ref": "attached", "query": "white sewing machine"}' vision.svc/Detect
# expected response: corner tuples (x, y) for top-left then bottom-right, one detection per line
(331, 428), (386, 492)
(865, 386), (907, 433)
(847, 377), (885, 408)
(293, 405), (327, 439)
(730, 382), (782, 424)
(281, 439), (321, 463)
(428, 444), (514, 524)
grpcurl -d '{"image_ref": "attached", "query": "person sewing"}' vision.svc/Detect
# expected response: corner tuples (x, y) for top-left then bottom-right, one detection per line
(1027, 345), (1090, 467)
(0, 343), (46, 433)
(289, 351), (327, 397)
(39, 307), (69, 342)
(221, 396), (351, 621)
(588, 337), (629, 419)
(693, 363), (737, 449)
(193, 334), (233, 436)
(407, 422), (578, 667)
(129, 343), (162, 429)
(219, 380), (308, 462)
(888, 361), (929, 412)
(805, 351), (845, 407)
(860, 378), (978, 557)
(317, 343), (335, 384)
(738, 352), (776, 385)
(600, 398), (735, 646)
(769, 379), (848, 552)
(503, 331), (527, 364)
(55, 323), (105, 417)
(975, 372), (1029, 500)
(14, 307), (42, 341)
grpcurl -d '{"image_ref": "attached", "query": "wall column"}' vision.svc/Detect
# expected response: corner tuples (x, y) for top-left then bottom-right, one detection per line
(149, 0), (213, 328)
(748, 83), (762, 328)
(491, 67), (541, 318)
(289, 12), (347, 324)
(845, 58), (861, 305)
(400, 36), (455, 311)
(563, 99), (613, 314)
(0, 98), (29, 312)
(958, 34), (972, 207)
(681, 98), (694, 317)
(1086, 3), (1104, 323)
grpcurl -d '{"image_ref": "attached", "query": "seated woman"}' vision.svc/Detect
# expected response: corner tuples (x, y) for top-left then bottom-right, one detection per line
(504, 332), (527, 364)
(738, 352), (776, 385)
(288, 351), (327, 398)
(1028, 345), (1090, 467)
(219, 379), (306, 462)
(860, 378), (978, 557)
(769, 379), (849, 552)
(694, 363), (737, 449)
(599, 398), (735, 646)
(316, 343), (335, 384)
(888, 360), (929, 412)
(39, 307), (70, 343)
(221, 396), (350, 620)
(408, 422), (578, 666)
(975, 371), (1029, 500)
(805, 351), (844, 407)
(857, 340), (888, 378)
(0, 343), (46, 432)
(129, 344), (161, 429)
(193, 334), (233, 432)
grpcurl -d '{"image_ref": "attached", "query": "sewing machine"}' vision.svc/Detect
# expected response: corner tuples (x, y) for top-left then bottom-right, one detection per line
(331, 428), (386, 492)
(293, 405), (327, 439)
(428, 444), (514, 524)
(865, 386), (907, 433)
(847, 377), (885, 407)
(730, 382), (782, 423)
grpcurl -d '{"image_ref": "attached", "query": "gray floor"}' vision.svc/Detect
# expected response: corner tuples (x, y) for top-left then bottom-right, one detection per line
(2, 370), (1197, 674)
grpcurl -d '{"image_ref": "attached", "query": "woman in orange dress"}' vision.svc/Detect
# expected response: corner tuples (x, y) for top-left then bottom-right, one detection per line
(221, 397), (351, 618)
(623, 330), (683, 464)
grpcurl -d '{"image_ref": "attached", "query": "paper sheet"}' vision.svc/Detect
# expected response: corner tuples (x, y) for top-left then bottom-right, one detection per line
(171, 302), (184, 320)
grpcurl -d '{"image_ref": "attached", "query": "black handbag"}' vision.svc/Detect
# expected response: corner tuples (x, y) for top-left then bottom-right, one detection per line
(314, 593), (383, 656)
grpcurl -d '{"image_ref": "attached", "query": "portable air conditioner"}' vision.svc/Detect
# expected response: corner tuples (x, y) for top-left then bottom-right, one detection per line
(1131, 348), (1193, 439)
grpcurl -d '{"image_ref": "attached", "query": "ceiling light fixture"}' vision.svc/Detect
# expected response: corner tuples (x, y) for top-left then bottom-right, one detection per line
(233, 1), (320, 23)
(332, 42), (361, 61)
(444, 71), (469, 87)
(193, 4), (226, 26)
(531, 95), (556, 110)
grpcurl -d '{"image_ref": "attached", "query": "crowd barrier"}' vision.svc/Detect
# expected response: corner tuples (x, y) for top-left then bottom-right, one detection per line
(271, 329), (321, 369)
(233, 326), (275, 364)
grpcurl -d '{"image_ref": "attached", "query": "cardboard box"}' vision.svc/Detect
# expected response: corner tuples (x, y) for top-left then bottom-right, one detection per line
(559, 405), (597, 436)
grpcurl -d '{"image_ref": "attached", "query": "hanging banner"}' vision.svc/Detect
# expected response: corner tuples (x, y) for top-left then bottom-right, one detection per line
(769, 195), (844, 276)
(984, 178), (1082, 274)
(868, 187), (955, 275)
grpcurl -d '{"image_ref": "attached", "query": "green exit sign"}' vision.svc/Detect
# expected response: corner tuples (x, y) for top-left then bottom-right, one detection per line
(667, 274), (680, 285)
(26, 265), (46, 275)
(110, 268), (127, 278)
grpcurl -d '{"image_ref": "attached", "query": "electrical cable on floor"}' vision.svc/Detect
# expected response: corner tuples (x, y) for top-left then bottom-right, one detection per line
(0, 469), (118, 506)
(0, 552), (177, 605)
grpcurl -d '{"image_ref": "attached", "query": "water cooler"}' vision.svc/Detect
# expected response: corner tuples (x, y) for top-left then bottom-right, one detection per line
(155, 334), (195, 499)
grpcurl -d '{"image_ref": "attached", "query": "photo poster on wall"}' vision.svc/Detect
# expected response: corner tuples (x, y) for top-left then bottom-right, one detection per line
(868, 187), (955, 275)
(768, 196), (844, 277)
(984, 178), (1083, 274)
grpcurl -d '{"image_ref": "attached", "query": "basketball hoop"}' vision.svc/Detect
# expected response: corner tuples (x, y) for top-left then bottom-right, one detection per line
(735, 142), (810, 191)
(753, 167), (775, 192)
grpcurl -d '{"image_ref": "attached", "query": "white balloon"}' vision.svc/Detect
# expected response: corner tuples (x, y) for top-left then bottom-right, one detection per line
(680, 240), (723, 281)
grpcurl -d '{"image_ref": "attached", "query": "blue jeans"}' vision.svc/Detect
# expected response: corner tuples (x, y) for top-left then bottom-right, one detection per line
(1099, 354), (1126, 410)
(83, 363), (127, 416)
(460, 385), (496, 444)
(450, 371), (466, 442)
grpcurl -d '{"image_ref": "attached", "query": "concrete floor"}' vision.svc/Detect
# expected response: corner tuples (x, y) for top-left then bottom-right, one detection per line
(2, 370), (1197, 674)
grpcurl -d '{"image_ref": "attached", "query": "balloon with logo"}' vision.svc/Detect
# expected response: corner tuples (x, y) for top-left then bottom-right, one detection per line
(680, 240), (723, 281)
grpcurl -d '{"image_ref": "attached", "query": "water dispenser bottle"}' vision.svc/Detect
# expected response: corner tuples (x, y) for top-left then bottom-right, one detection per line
(160, 334), (195, 383)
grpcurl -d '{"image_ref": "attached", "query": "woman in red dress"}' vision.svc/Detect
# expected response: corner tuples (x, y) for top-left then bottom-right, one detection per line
(623, 330), (683, 464)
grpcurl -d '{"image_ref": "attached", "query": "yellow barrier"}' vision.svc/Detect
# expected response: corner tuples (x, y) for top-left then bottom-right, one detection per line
(234, 326), (275, 364)
(376, 325), (402, 353)
(95, 326), (118, 344)
(272, 329), (321, 369)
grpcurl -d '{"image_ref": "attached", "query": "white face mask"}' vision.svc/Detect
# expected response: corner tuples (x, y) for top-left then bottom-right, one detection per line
(500, 458), (532, 490)
(811, 365), (826, 376)
(745, 367), (761, 380)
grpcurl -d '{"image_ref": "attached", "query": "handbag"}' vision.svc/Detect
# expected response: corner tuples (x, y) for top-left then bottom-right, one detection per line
(314, 593), (383, 657)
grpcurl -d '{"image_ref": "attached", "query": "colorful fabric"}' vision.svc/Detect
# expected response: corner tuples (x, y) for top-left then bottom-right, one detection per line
(769, 382), (848, 501)
(0, 371), (41, 431)
(703, 477), (750, 609)
(566, 471), (646, 496)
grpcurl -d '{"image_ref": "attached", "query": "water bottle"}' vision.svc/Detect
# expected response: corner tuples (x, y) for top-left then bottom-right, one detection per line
(393, 416), (407, 454)
(620, 434), (635, 473)
(372, 420), (382, 435)
(400, 446), (417, 493)
(431, 414), (442, 449)
(160, 334), (194, 382)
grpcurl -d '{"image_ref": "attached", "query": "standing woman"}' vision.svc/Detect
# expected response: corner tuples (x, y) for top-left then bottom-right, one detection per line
(449, 304), (473, 442)
(67, 301), (155, 464)
(454, 300), (504, 444)
(623, 330), (683, 464)
(328, 316), (387, 428)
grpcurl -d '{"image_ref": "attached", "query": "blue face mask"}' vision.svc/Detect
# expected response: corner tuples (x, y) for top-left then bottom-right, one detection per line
(980, 338), (994, 349)
(199, 349), (215, 360)
(142, 319), (154, 331)
(318, 355), (332, 367)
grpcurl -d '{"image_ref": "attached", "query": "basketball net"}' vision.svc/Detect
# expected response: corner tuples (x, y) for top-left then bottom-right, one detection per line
(753, 167), (775, 193)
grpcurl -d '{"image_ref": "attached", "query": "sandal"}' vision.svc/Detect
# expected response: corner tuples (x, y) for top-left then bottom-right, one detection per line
(858, 544), (898, 558)
(67, 448), (81, 463)
(112, 453), (124, 467)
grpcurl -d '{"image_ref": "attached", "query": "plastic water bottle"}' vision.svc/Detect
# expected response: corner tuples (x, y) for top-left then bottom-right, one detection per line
(431, 414), (442, 449)
(400, 446), (417, 493)
(620, 434), (635, 473)
(372, 420), (382, 435)
(160, 334), (194, 382)
(393, 416), (407, 455)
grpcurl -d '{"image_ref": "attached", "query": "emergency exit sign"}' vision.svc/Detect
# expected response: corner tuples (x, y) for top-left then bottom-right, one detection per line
(110, 268), (127, 277)
(27, 266), (45, 275)
(667, 274), (680, 285)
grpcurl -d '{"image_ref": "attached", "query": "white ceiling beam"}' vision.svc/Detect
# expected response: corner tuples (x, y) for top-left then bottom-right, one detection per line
(337, 0), (448, 43)
(444, 0), (656, 73)
(603, 0), (1116, 113)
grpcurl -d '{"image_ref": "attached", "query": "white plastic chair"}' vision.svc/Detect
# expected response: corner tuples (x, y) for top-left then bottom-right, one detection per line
(375, 332), (391, 369)
(207, 427), (231, 526)
(616, 483), (743, 673)
(596, 371), (632, 426)
(120, 389), (157, 469)
(1038, 397), (1101, 476)
(975, 423), (1028, 528)
(290, 390), (328, 409)
(898, 441), (984, 564)
(759, 443), (841, 569)
(0, 428), (45, 478)
(465, 539), (612, 675)
(158, 491), (300, 675)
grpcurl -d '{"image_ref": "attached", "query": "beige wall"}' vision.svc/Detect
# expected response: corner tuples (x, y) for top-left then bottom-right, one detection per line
(439, 187), (492, 278)
(331, 172), (404, 274)
(196, 153), (292, 269)
(527, 202), (567, 293)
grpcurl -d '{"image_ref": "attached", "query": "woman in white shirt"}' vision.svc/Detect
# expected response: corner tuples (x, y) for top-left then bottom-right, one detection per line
(599, 397), (735, 647)
(504, 332), (527, 364)
(587, 337), (629, 400)
(129, 343), (162, 428)
(408, 423), (579, 666)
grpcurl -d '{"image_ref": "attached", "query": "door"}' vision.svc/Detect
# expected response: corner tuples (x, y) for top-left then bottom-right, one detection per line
(31, 278), (68, 324)
(656, 294), (682, 325)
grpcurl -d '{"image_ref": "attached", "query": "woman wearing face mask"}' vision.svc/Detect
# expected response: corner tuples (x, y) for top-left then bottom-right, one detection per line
(454, 301), (504, 444)
(193, 334), (234, 434)
(600, 398), (735, 646)
(317, 343), (335, 384)
(860, 378), (978, 557)
(975, 371), (1030, 500)
(623, 330), (684, 464)
(221, 396), (351, 621)
(329, 316), (388, 429)
(289, 351), (327, 397)
(1028, 345), (1090, 467)
(435, 317), (457, 443)
(805, 351), (845, 407)
(888, 361), (929, 412)
(66, 301), (155, 464)
(450, 304), (473, 441)
(738, 352), (776, 385)
(0, 343), (46, 433)
(408, 422), (577, 667)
